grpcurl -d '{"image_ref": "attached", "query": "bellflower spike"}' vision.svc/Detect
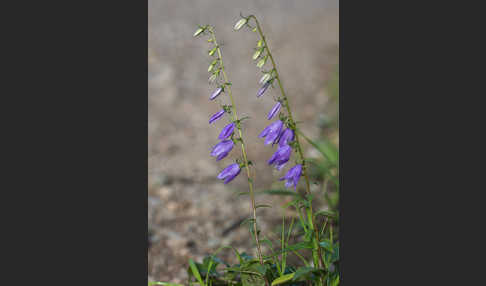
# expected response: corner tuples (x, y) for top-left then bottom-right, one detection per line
(267, 145), (292, 171)
(257, 81), (271, 97)
(209, 109), (225, 124)
(278, 128), (295, 147)
(217, 163), (241, 184)
(210, 140), (234, 161)
(210, 87), (223, 100)
(279, 164), (302, 190)
(218, 123), (235, 140)
(267, 102), (281, 120)
(259, 120), (283, 145)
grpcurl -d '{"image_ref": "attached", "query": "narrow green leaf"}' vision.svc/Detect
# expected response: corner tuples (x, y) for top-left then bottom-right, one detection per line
(291, 267), (314, 281)
(255, 204), (271, 209)
(271, 273), (295, 286)
(319, 240), (334, 252)
(240, 218), (256, 227)
(149, 282), (184, 286)
(331, 275), (340, 286)
(315, 210), (336, 218)
(188, 259), (205, 286)
(236, 191), (249, 197)
(261, 189), (302, 198)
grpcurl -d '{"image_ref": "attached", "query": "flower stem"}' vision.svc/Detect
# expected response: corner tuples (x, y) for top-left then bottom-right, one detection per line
(208, 27), (266, 270)
(247, 15), (325, 275)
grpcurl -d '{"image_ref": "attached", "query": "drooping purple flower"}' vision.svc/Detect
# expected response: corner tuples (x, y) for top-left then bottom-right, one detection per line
(210, 140), (234, 161)
(267, 102), (281, 120)
(257, 81), (271, 97)
(267, 145), (292, 171)
(209, 109), (225, 124)
(279, 164), (302, 190)
(259, 120), (283, 145)
(217, 163), (241, 184)
(218, 123), (235, 140)
(210, 87), (223, 100)
(277, 128), (294, 147)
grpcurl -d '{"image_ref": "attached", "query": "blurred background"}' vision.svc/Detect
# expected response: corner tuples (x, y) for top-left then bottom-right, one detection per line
(148, 0), (339, 283)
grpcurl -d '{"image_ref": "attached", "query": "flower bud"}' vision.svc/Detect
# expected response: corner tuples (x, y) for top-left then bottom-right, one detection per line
(234, 18), (247, 31)
(257, 57), (267, 68)
(259, 73), (271, 84)
(210, 87), (223, 100)
(252, 49), (262, 60)
(193, 27), (204, 37)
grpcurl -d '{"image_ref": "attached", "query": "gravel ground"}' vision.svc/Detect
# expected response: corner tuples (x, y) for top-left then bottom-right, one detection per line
(148, 0), (339, 283)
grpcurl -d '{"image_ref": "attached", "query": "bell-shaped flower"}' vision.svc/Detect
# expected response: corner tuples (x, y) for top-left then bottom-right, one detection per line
(218, 123), (235, 140)
(268, 145), (292, 171)
(210, 140), (234, 161)
(279, 164), (302, 190)
(210, 87), (223, 100)
(267, 102), (281, 120)
(277, 128), (294, 147)
(209, 109), (225, 124)
(259, 120), (283, 145)
(217, 163), (241, 184)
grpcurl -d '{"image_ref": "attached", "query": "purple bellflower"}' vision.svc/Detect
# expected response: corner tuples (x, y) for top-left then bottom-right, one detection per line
(277, 128), (294, 147)
(210, 140), (234, 161)
(280, 164), (302, 190)
(259, 120), (283, 145)
(267, 144), (292, 171)
(217, 163), (241, 184)
(219, 123), (235, 140)
(209, 109), (225, 124)
(267, 102), (281, 120)
(210, 87), (223, 100)
(257, 81), (271, 97)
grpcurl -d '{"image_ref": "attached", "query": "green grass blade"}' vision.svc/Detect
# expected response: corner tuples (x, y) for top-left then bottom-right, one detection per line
(188, 259), (205, 286)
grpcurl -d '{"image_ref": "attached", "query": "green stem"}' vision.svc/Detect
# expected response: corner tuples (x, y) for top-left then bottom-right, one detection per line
(247, 15), (325, 278)
(208, 27), (266, 271)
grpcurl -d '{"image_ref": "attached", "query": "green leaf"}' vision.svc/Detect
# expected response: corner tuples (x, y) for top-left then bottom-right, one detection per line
(255, 204), (272, 209)
(257, 39), (263, 48)
(292, 267), (314, 281)
(240, 218), (256, 227)
(236, 191), (249, 197)
(148, 282), (184, 286)
(331, 274), (340, 286)
(271, 273), (295, 285)
(234, 18), (247, 30)
(315, 210), (336, 218)
(319, 240), (334, 252)
(188, 259), (205, 286)
(261, 189), (302, 198)
(193, 27), (204, 37)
